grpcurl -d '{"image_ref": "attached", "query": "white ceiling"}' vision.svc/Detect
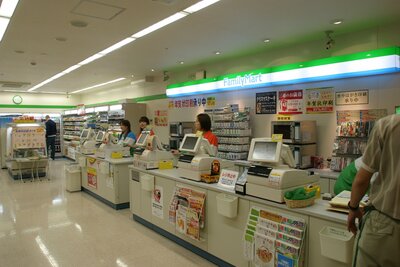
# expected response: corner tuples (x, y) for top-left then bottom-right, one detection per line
(0, 0), (399, 94)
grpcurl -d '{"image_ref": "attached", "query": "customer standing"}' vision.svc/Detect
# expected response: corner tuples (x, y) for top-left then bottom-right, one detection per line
(347, 114), (400, 267)
(45, 115), (57, 160)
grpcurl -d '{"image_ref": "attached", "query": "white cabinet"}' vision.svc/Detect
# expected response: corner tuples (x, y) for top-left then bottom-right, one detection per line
(151, 176), (176, 233)
(207, 189), (250, 267)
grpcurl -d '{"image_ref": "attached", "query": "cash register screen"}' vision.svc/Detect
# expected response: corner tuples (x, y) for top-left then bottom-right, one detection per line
(248, 138), (282, 163)
(80, 129), (90, 140)
(179, 134), (202, 153)
(252, 142), (278, 161)
(136, 132), (149, 146)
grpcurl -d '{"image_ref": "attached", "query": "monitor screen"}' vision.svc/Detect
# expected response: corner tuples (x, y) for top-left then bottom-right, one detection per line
(95, 131), (105, 142)
(396, 106), (400, 114)
(181, 136), (199, 150)
(179, 134), (201, 154)
(248, 138), (282, 164)
(252, 141), (278, 161)
(136, 132), (149, 146)
(81, 129), (90, 139)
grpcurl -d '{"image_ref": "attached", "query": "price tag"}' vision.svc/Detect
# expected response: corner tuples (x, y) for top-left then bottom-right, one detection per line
(218, 169), (239, 190)
(271, 134), (283, 142)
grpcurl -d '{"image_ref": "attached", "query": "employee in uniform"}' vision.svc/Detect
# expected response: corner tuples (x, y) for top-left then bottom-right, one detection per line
(45, 115), (57, 160)
(138, 116), (154, 136)
(195, 113), (218, 155)
(118, 119), (136, 155)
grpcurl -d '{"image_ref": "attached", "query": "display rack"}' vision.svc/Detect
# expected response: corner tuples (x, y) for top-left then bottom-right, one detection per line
(331, 109), (388, 171)
(207, 106), (251, 160)
(62, 113), (87, 159)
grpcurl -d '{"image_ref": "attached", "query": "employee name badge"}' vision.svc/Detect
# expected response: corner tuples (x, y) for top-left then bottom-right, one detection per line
(218, 169), (239, 190)
(271, 134), (283, 142)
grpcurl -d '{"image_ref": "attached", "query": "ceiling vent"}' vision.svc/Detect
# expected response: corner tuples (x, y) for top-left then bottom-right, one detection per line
(152, 0), (180, 5)
(0, 81), (31, 89)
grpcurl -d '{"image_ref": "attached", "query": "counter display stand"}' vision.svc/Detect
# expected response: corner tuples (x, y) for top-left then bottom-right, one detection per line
(128, 166), (352, 267)
(5, 123), (49, 181)
(62, 114), (86, 160)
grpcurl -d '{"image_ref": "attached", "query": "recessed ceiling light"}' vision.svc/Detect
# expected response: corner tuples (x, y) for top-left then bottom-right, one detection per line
(14, 50), (24, 54)
(215, 51), (221, 55)
(70, 20), (88, 28)
(332, 19), (343, 25)
(263, 39), (270, 43)
(151, 69), (155, 72)
(179, 61), (184, 64)
(55, 37), (67, 42)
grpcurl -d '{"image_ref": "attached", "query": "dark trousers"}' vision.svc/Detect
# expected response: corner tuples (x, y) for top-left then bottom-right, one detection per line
(46, 136), (56, 160)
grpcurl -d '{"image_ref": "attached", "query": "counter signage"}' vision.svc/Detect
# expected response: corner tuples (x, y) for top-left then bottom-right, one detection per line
(218, 169), (239, 190)
(168, 96), (216, 109)
(256, 91), (277, 114)
(87, 158), (98, 189)
(152, 185), (164, 219)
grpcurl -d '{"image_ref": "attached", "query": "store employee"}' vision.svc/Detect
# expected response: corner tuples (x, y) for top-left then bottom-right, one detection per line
(195, 113), (218, 154)
(118, 120), (136, 155)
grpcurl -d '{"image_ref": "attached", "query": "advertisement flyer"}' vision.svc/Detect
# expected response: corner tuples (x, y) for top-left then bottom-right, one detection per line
(12, 126), (46, 149)
(154, 110), (168, 126)
(152, 185), (164, 219)
(87, 167), (97, 189)
(305, 87), (334, 113)
(278, 90), (303, 115)
(256, 91), (277, 114)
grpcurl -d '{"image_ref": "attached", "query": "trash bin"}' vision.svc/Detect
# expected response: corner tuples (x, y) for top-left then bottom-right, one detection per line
(319, 226), (354, 263)
(65, 163), (81, 192)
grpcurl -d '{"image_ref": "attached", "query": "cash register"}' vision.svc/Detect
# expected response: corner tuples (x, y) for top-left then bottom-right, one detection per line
(132, 131), (174, 169)
(95, 132), (130, 159)
(79, 128), (97, 155)
(244, 138), (319, 203)
(177, 134), (233, 181)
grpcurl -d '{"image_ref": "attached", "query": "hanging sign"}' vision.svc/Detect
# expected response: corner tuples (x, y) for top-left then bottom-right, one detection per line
(278, 90), (303, 115)
(305, 87), (334, 113)
(168, 96), (216, 109)
(256, 91), (277, 114)
(335, 90), (368, 105)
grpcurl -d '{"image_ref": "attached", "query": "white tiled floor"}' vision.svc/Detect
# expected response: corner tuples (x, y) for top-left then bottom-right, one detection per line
(0, 159), (215, 267)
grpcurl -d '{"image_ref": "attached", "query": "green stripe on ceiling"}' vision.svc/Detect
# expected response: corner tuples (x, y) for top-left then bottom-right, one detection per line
(79, 94), (168, 109)
(167, 46), (400, 89)
(85, 100), (120, 108)
(0, 104), (76, 109)
(135, 94), (167, 102)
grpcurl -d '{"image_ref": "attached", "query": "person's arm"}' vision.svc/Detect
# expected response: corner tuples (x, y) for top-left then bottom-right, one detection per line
(347, 167), (374, 234)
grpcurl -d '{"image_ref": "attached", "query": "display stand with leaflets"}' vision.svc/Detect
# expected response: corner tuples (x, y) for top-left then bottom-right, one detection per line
(5, 123), (49, 181)
(243, 206), (306, 267)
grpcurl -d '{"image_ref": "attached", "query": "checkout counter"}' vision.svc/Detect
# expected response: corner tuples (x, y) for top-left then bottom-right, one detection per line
(127, 136), (352, 267)
(76, 130), (133, 209)
(132, 131), (174, 170)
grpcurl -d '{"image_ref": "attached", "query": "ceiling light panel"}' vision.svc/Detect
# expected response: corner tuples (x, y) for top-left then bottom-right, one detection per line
(183, 0), (220, 14)
(131, 12), (187, 38)
(98, 37), (136, 55)
(0, 17), (10, 42)
(70, 77), (126, 94)
(0, 0), (20, 17)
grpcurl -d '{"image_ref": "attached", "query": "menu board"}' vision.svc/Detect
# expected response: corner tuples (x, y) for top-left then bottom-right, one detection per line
(256, 91), (277, 114)
(305, 87), (334, 113)
(278, 90), (303, 115)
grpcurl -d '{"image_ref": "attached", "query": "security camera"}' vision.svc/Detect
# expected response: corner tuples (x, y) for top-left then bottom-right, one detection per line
(326, 40), (334, 50)
(325, 30), (335, 50)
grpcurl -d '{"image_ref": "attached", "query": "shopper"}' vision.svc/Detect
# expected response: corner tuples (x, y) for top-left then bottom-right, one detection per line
(195, 113), (218, 155)
(138, 116), (154, 136)
(347, 114), (400, 267)
(118, 119), (136, 155)
(45, 115), (57, 160)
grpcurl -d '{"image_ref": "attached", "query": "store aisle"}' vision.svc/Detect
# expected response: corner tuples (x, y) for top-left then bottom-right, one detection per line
(0, 159), (215, 267)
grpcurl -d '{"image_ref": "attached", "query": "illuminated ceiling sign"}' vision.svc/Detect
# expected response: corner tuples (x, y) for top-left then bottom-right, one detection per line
(166, 47), (400, 97)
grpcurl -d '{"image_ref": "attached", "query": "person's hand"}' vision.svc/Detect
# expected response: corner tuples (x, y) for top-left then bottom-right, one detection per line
(347, 208), (363, 235)
(171, 149), (180, 155)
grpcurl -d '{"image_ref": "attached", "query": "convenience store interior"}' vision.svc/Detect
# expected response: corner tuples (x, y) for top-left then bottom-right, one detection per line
(1, 0), (400, 267)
